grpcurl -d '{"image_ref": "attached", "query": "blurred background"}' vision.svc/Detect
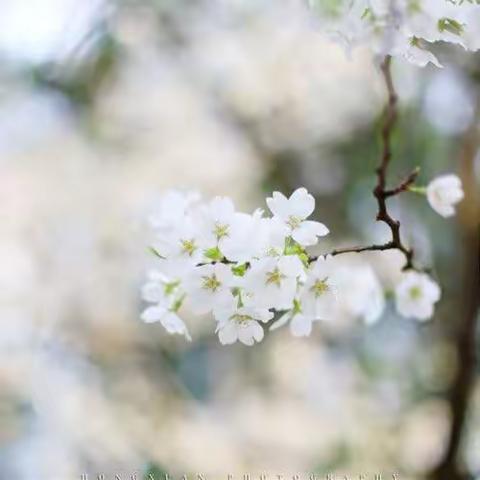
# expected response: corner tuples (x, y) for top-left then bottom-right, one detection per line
(0, 1), (479, 479)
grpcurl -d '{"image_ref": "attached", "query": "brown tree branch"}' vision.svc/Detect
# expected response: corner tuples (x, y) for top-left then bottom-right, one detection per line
(316, 56), (417, 270)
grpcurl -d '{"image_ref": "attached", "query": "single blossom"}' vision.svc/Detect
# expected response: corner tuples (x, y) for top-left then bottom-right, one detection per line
(426, 174), (464, 218)
(149, 189), (200, 231)
(153, 217), (205, 264)
(140, 269), (191, 340)
(244, 255), (305, 310)
(184, 263), (234, 314)
(333, 262), (385, 325)
(266, 188), (329, 246)
(214, 301), (273, 346)
(300, 257), (338, 320)
(395, 271), (441, 321)
(196, 196), (246, 254)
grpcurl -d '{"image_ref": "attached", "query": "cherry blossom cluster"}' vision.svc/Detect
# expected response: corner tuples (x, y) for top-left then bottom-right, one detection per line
(141, 177), (463, 345)
(308, 0), (480, 67)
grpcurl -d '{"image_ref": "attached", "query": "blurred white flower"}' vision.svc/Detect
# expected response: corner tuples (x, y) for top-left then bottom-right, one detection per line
(140, 268), (191, 340)
(141, 306), (191, 340)
(335, 261), (385, 325)
(149, 189), (201, 231)
(395, 271), (441, 320)
(426, 174), (464, 218)
(266, 187), (329, 246)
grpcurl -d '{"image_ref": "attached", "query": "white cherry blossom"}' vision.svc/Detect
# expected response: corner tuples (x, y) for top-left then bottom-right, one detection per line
(426, 174), (464, 218)
(214, 300), (273, 346)
(149, 189), (200, 231)
(196, 196), (246, 255)
(244, 255), (305, 310)
(395, 271), (441, 320)
(184, 263), (234, 314)
(153, 217), (205, 264)
(266, 188), (329, 246)
(140, 269), (191, 340)
(309, 0), (480, 68)
(141, 186), (450, 344)
(300, 257), (339, 320)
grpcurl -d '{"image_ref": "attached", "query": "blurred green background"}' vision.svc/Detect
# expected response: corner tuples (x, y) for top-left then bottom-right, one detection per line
(0, 1), (479, 480)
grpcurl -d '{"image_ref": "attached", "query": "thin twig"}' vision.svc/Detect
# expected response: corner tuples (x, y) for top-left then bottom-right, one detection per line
(315, 56), (417, 270)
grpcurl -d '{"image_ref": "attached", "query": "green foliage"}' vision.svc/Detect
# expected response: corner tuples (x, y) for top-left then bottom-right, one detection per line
(143, 462), (169, 480)
(204, 246), (223, 261)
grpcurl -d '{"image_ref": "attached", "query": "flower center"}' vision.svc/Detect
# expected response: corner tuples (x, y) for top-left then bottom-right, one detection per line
(201, 274), (221, 292)
(286, 215), (302, 230)
(265, 267), (286, 287)
(311, 278), (329, 297)
(181, 238), (197, 256)
(214, 222), (229, 240)
(409, 286), (422, 300)
(232, 313), (252, 325)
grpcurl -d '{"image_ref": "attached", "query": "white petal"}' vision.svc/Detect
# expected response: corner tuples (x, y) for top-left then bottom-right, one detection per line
(161, 312), (191, 340)
(209, 196), (235, 221)
(289, 187), (315, 218)
(291, 220), (329, 246)
(266, 191), (290, 219)
(278, 255), (304, 277)
(251, 322), (265, 342)
(141, 282), (165, 303)
(141, 306), (166, 323)
(269, 311), (291, 331)
(290, 314), (313, 337)
(218, 322), (238, 345)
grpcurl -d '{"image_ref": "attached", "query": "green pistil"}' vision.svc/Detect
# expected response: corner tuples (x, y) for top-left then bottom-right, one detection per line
(232, 313), (251, 325)
(409, 286), (422, 300)
(214, 222), (229, 240)
(202, 274), (221, 292)
(265, 267), (285, 287)
(286, 215), (302, 230)
(311, 277), (329, 297)
(181, 238), (197, 257)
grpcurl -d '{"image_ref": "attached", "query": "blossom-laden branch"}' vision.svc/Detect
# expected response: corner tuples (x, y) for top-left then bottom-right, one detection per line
(140, 62), (464, 346)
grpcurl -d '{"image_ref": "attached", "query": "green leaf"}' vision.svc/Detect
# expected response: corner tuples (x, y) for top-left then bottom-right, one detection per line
(232, 263), (247, 276)
(438, 17), (464, 36)
(148, 246), (165, 259)
(204, 246), (223, 261)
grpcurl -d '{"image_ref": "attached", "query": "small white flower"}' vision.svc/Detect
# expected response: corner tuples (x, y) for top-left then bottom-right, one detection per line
(140, 268), (191, 340)
(266, 187), (329, 246)
(196, 196), (246, 254)
(272, 309), (316, 337)
(270, 297), (319, 337)
(334, 262), (385, 325)
(149, 189), (200, 231)
(184, 263), (234, 314)
(426, 174), (464, 218)
(300, 257), (339, 320)
(244, 255), (305, 310)
(395, 271), (441, 321)
(141, 306), (191, 340)
(154, 217), (204, 264)
(214, 301), (273, 346)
